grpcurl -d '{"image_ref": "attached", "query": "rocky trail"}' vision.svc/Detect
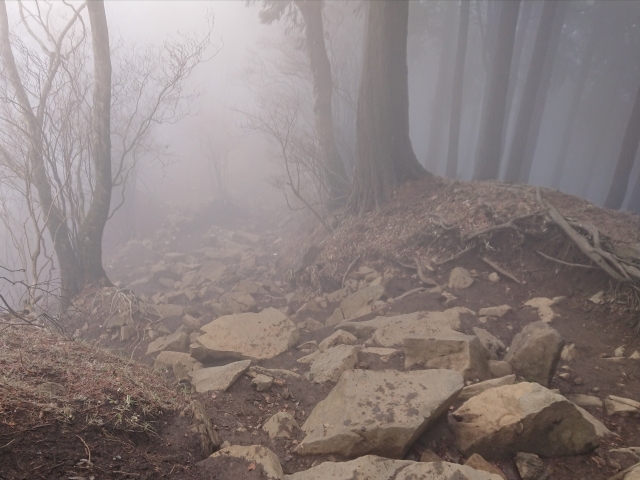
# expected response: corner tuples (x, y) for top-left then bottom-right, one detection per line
(3, 178), (640, 480)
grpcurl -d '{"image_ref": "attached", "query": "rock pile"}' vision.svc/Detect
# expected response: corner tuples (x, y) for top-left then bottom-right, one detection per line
(102, 221), (639, 480)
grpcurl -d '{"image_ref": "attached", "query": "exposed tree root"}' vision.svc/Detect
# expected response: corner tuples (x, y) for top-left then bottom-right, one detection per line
(414, 256), (437, 286)
(536, 250), (598, 269)
(480, 256), (522, 284)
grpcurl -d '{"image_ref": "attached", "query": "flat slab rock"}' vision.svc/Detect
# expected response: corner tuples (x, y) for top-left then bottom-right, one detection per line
(403, 332), (491, 381)
(306, 345), (359, 383)
(190, 360), (251, 393)
(338, 308), (473, 348)
(295, 369), (464, 458)
(453, 382), (606, 459)
(191, 308), (299, 361)
(285, 456), (503, 480)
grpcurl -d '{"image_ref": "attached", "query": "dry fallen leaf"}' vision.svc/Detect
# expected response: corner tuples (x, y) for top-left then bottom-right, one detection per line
(248, 461), (256, 471)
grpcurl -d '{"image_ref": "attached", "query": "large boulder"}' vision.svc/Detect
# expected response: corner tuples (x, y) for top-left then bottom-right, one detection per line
(285, 456), (502, 480)
(295, 369), (464, 458)
(306, 345), (359, 383)
(153, 351), (203, 381)
(189, 360), (251, 393)
(404, 333), (491, 381)
(191, 308), (299, 362)
(453, 382), (604, 459)
(338, 308), (472, 348)
(504, 321), (564, 387)
(449, 267), (474, 290)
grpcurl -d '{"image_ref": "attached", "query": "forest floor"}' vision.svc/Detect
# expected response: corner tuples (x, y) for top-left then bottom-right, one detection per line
(2, 175), (640, 479)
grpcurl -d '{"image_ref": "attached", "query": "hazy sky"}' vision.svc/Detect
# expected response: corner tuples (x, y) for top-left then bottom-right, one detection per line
(104, 1), (278, 207)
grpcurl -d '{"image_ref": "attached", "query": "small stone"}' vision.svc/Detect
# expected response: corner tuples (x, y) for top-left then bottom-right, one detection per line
(262, 412), (300, 439)
(515, 452), (548, 480)
(488, 360), (513, 378)
(615, 346), (626, 358)
(478, 305), (512, 318)
(565, 394), (603, 408)
(449, 267), (474, 290)
(605, 395), (640, 416)
(251, 374), (273, 392)
(420, 449), (442, 462)
(488, 272), (500, 282)
(561, 344), (577, 362)
(464, 453), (507, 480)
(589, 291), (604, 304)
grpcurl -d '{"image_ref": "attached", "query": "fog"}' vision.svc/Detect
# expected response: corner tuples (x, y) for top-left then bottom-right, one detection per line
(1, 0), (640, 307)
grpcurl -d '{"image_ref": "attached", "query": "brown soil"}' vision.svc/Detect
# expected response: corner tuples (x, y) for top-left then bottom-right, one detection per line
(3, 175), (640, 480)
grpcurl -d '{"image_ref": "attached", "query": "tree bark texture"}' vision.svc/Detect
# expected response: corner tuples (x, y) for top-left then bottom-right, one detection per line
(0, 0), (81, 296)
(605, 80), (640, 209)
(504, 0), (560, 182)
(551, 14), (601, 189)
(78, 0), (112, 285)
(445, 0), (470, 178)
(295, 0), (349, 205)
(472, 0), (520, 181)
(425, 0), (458, 173)
(347, 0), (424, 215)
(505, 0), (567, 183)
(504, 0), (533, 139)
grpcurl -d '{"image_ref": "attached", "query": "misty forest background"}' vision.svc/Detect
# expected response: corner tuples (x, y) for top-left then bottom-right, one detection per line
(1, 0), (640, 313)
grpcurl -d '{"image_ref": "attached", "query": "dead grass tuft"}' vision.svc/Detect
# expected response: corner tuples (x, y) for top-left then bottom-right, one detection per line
(0, 323), (184, 435)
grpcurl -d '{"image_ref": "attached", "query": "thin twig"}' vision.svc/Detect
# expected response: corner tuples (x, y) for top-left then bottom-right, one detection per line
(536, 251), (598, 269)
(480, 256), (522, 284)
(75, 434), (91, 465)
(0, 438), (16, 450)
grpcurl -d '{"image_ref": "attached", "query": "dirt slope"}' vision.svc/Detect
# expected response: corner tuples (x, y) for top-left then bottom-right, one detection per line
(2, 176), (640, 479)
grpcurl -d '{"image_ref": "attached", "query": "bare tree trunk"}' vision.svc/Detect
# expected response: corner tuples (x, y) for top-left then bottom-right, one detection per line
(505, 0), (567, 183)
(504, 0), (533, 133)
(77, 0), (112, 285)
(627, 168), (640, 213)
(445, 0), (470, 178)
(504, 0), (560, 182)
(0, 0), (81, 297)
(425, 0), (458, 172)
(605, 80), (640, 210)
(473, 0), (521, 180)
(347, 0), (424, 215)
(296, 0), (349, 206)
(551, 19), (600, 189)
